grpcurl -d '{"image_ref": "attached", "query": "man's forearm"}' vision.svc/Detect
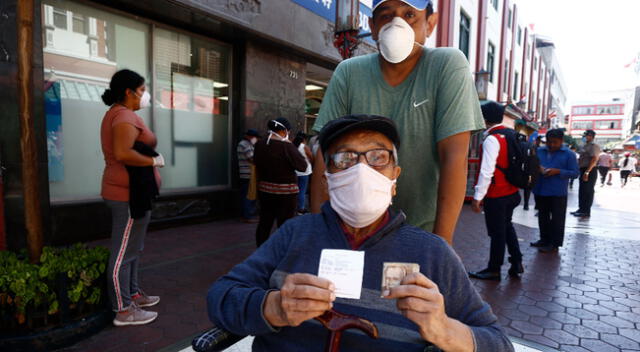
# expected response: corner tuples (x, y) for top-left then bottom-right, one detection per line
(434, 132), (471, 244)
(310, 150), (328, 213)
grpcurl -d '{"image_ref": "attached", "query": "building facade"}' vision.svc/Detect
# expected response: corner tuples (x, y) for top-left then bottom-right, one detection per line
(0, 0), (566, 249)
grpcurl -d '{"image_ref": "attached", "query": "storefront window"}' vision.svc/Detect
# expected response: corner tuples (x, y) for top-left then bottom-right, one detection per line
(152, 28), (231, 190)
(43, 0), (232, 201)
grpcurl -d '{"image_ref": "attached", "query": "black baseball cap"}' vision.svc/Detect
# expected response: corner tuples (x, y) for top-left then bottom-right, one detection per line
(318, 115), (400, 153)
(583, 129), (596, 137)
(245, 128), (260, 137)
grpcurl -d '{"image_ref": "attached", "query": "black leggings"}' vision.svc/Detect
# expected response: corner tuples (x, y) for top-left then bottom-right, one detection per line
(621, 170), (632, 185)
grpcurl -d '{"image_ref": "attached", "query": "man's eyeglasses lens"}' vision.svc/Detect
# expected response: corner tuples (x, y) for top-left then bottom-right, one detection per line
(331, 149), (392, 169)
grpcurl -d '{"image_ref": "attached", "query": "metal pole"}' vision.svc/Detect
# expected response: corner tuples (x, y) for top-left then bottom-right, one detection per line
(17, 0), (43, 263)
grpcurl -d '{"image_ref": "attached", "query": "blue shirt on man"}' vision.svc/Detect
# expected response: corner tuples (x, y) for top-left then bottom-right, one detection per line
(532, 146), (580, 197)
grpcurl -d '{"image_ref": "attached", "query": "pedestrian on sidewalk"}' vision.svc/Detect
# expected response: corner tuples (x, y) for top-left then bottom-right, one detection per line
(529, 129), (579, 253)
(597, 149), (613, 186)
(253, 118), (308, 247)
(100, 69), (161, 326)
(309, 0), (485, 244)
(523, 136), (542, 210)
(293, 132), (314, 214)
(237, 129), (260, 223)
(469, 101), (523, 281)
(618, 152), (638, 187)
(571, 130), (600, 218)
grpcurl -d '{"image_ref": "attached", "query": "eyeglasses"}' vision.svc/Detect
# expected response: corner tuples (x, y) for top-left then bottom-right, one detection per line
(329, 149), (394, 170)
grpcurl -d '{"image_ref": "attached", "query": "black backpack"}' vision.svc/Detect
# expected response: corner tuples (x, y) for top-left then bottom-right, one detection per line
(489, 128), (539, 189)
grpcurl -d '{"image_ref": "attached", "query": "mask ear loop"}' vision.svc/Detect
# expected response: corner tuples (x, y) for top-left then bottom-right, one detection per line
(267, 120), (286, 145)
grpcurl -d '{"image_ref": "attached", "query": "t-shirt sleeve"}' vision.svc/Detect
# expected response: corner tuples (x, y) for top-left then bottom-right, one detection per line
(434, 49), (485, 142)
(312, 61), (349, 133)
(111, 109), (143, 130)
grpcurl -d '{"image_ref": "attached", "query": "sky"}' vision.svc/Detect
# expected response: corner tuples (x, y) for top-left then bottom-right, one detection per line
(516, 0), (640, 105)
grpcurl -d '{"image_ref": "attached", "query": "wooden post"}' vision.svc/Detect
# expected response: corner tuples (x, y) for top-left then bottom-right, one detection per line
(17, 0), (43, 263)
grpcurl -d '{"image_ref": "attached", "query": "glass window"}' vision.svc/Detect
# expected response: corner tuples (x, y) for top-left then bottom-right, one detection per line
(72, 14), (85, 34)
(513, 72), (519, 101)
(152, 27), (231, 190)
(491, 0), (499, 11)
(517, 26), (522, 46)
(572, 121), (593, 130)
(594, 120), (621, 129)
(43, 0), (151, 201)
(53, 7), (67, 29)
(503, 59), (509, 93)
(487, 42), (495, 83)
(458, 11), (470, 59)
(507, 8), (512, 28)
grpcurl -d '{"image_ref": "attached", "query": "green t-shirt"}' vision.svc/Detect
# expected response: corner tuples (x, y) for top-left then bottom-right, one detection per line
(313, 47), (485, 231)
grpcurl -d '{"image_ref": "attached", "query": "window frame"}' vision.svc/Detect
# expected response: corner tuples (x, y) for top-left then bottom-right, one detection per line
(43, 0), (235, 204)
(487, 42), (495, 83)
(458, 10), (471, 59)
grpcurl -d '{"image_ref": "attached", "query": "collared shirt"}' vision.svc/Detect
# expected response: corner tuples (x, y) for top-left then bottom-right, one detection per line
(578, 141), (601, 168)
(473, 125), (503, 201)
(532, 146), (580, 197)
(237, 139), (254, 179)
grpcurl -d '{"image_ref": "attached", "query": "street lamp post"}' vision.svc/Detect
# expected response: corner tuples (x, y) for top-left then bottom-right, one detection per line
(334, 0), (360, 59)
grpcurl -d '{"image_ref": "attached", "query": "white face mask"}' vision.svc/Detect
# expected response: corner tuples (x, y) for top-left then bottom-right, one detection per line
(136, 91), (151, 109)
(250, 137), (258, 145)
(325, 163), (396, 228)
(377, 17), (419, 64)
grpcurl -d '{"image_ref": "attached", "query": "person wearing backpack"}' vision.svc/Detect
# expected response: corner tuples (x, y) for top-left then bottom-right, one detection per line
(530, 129), (579, 253)
(469, 101), (526, 281)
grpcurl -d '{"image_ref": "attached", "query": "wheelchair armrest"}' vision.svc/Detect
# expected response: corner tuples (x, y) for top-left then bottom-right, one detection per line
(191, 325), (246, 352)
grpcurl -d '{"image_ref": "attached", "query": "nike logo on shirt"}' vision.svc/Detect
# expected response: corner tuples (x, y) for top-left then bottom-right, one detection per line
(413, 99), (429, 108)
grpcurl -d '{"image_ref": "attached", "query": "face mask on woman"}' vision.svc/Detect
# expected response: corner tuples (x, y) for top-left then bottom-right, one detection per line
(325, 163), (396, 228)
(136, 91), (151, 109)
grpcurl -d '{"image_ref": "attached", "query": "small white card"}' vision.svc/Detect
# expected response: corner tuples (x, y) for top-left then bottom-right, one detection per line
(317, 249), (365, 300)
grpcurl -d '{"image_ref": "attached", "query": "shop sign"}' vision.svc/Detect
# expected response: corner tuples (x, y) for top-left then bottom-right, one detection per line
(291, 0), (374, 43)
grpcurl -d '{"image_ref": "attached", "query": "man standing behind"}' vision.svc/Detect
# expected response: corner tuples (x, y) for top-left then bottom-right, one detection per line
(597, 149), (613, 187)
(571, 130), (600, 218)
(530, 129), (579, 253)
(469, 102), (523, 281)
(311, 0), (484, 244)
(237, 129), (260, 223)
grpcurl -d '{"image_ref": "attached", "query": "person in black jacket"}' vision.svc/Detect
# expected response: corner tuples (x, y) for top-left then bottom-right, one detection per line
(253, 118), (307, 246)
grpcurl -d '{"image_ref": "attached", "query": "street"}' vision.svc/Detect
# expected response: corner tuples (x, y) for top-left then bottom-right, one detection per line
(55, 174), (640, 352)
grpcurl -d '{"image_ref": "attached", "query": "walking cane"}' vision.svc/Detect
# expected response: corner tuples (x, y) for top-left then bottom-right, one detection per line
(315, 308), (379, 352)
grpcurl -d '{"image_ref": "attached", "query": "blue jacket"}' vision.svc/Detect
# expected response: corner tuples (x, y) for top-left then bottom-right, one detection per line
(207, 203), (514, 352)
(533, 146), (580, 197)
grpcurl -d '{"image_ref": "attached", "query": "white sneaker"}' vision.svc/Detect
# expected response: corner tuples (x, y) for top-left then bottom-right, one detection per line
(113, 304), (158, 326)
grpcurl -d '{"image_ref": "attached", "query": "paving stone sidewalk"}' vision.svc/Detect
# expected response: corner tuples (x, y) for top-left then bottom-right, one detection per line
(56, 205), (640, 352)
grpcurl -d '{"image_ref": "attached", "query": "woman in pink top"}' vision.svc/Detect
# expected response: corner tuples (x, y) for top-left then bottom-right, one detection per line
(100, 69), (163, 326)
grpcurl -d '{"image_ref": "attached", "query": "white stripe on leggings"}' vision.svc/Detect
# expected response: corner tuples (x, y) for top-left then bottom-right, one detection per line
(112, 217), (133, 311)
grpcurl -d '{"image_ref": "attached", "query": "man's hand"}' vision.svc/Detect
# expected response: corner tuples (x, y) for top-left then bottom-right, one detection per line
(544, 168), (560, 177)
(263, 273), (335, 327)
(471, 199), (482, 213)
(582, 171), (590, 182)
(383, 273), (473, 351)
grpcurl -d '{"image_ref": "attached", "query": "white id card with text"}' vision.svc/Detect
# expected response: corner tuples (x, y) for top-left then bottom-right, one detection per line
(317, 249), (365, 299)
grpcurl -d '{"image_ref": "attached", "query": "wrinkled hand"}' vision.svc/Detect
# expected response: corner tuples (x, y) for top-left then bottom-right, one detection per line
(152, 153), (165, 168)
(264, 273), (335, 327)
(544, 168), (560, 177)
(383, 273), (452, 345)
(471, 199), (482, 213)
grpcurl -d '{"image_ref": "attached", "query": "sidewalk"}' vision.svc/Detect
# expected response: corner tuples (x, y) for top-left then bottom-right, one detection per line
(57, 184), (640, 352)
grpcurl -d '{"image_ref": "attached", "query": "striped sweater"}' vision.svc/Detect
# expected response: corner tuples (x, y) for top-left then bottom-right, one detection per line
(207, 203), (514, 352)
